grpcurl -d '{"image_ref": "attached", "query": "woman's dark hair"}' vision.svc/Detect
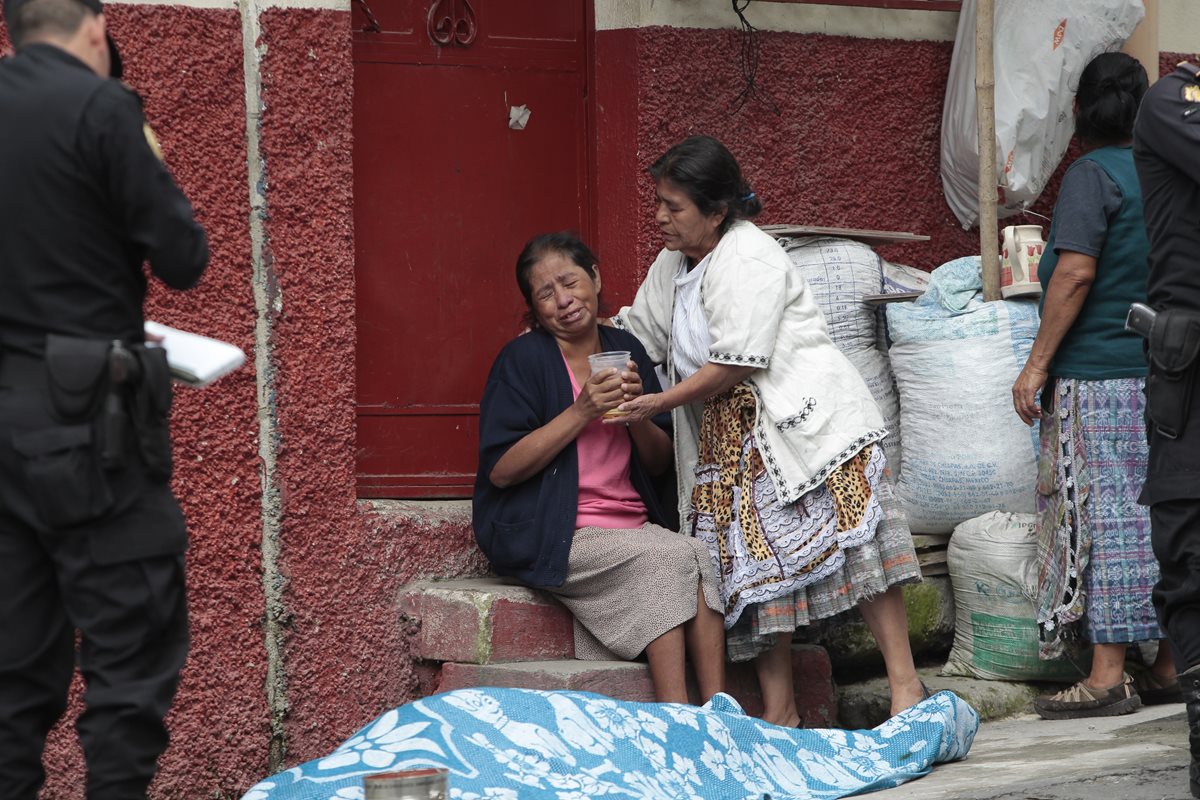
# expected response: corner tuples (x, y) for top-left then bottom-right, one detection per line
(649, 135), (762, 237)
(1075, 52), (1148, 145)
(514, 231), (600, 329)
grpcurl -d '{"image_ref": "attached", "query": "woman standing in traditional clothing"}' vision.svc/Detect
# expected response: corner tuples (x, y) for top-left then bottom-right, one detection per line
(614, 136), (925, 725)
(1012, 52), (1178, 719)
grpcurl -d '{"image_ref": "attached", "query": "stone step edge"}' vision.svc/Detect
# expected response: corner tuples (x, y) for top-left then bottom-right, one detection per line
(429, 644), (837, 727)
(401, 578), (575, 665)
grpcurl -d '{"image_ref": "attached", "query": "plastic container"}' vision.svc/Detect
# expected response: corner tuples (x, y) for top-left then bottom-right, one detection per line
(586, 350), (631, 375)
(587, 350), (631, 418)
(363, 768), (449, 800)
(1000, 225), (1045, 299)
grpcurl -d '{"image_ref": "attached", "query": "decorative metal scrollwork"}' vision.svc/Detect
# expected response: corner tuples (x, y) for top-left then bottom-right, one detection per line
(427, 0), (477, 47)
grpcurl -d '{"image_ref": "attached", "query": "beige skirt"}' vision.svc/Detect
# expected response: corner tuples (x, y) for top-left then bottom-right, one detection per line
(541, 523), (722, 661)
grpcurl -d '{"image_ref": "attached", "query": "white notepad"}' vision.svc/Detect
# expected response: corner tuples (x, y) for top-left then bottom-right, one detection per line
(144, 321), (246, 388)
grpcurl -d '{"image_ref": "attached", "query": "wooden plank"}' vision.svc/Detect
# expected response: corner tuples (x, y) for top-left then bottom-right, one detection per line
(762, 0), (962, 9)
(759, 223), (930, 246)
(921, 562), (950, 577)
(863, 292), (922, 306)
(911, 534), (952, 549)
(917, 550), (948, 567)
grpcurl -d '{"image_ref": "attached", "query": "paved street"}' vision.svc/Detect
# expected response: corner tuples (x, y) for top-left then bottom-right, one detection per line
(874, 702), (1192, 800)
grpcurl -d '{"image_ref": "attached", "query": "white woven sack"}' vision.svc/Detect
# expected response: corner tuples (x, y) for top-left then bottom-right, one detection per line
(845, 348), (901, 474)
(782, 237), (902, 472)
(887, 257), (1039, 534)
(943, 511), (1083, 682)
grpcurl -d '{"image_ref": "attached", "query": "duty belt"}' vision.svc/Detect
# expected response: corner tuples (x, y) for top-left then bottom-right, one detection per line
(1127, 303), (1200, 440)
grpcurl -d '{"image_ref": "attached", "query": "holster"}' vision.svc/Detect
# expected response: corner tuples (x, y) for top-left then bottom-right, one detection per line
(1145, 309), (1200, 439)
(45, 334), (111, 422)
(130, 344), (173, 482)
(42, 335), (173, 481)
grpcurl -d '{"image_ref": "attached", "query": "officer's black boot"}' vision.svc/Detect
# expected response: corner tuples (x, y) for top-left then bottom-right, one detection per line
(1180, 664), (1200, 798)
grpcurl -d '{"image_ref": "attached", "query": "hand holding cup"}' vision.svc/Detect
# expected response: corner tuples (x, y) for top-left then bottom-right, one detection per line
(586, 351), (632, 419)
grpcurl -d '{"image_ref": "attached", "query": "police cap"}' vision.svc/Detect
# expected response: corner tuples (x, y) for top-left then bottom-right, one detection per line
(2, 0), (123, 78)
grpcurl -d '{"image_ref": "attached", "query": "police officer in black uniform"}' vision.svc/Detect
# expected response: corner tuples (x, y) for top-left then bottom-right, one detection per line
(0, 0), (208, 796)
(1134, 61), (1200, 799)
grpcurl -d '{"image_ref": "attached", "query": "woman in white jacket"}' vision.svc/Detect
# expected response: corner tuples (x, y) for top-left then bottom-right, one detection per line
(615, 136), (925, 725)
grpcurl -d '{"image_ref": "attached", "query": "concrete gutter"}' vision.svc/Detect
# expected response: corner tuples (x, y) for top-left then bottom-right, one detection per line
(240, 0), (289, 774)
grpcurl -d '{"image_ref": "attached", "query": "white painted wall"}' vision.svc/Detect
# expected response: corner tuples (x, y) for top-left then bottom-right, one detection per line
(597, 0), (1198, 52)
(105, 0), (348, 9)
(595, 0), (957, 41)
(1161, 0), (1199, 55)
(82, 0), (1200, 49)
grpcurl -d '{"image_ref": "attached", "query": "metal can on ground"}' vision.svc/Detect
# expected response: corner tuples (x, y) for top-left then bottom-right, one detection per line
(363, 768), (449, 800)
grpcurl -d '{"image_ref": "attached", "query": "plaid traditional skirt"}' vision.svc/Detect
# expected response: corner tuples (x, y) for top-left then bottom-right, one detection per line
(1035, 377), (1165, 658)
(692, 384), (921, 662)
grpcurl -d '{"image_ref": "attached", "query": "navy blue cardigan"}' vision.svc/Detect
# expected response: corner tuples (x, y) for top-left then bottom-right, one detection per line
(472, 327), (670, 588)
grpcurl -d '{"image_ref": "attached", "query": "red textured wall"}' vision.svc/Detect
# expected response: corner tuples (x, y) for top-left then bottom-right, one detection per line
(256, 2), (398, 766)
(137, 7), (267, 792)
(255, 7), (371, 763)
(593, 26), (1072, 295)
(1161, 50), (1198, 77)
(255, 9), (490, 769)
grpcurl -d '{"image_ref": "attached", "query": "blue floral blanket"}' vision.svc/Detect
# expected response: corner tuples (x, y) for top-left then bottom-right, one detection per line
(242, 688), (978, 800)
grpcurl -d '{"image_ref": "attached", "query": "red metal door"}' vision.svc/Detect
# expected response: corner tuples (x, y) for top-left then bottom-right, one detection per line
(352, 0), (592, 497)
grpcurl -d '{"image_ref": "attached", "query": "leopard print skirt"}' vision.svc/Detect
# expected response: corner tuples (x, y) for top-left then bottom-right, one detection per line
(691, 384), (920, 661)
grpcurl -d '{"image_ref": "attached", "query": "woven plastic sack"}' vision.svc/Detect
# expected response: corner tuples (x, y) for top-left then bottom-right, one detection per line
(781, 237), (902, 472)
(940, 0), (1144, 228)
(943, 511), (1084, 682)
(886, 256), (1039, 533)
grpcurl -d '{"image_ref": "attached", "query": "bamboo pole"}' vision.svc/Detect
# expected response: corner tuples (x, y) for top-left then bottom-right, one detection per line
(976, 0), (1000, 302)
(1122, 0), (1159, 85)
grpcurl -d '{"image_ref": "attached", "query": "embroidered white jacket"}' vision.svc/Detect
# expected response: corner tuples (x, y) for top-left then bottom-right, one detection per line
(614, 221), (886, 524)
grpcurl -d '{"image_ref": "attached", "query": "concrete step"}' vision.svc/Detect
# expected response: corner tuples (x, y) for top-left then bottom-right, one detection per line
(434, 644), (836, 727)
(805, 578), (955, 675)
(403, 577), (837, 725)
(401, 578), (574, 665)
(438, 659), (656, 702)
(836, 666), (1040, 729)
(727, 644), (836, 726)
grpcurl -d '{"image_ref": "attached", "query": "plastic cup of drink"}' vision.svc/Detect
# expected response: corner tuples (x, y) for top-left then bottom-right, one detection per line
(587, 351), (631, 418)
(587, 350), (630, 376)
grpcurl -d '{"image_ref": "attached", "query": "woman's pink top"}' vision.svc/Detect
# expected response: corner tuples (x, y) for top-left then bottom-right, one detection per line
(564, 354), (648, 530)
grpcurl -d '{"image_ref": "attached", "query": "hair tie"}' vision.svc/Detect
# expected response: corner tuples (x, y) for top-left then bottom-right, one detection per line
(742, 192), (756, 202)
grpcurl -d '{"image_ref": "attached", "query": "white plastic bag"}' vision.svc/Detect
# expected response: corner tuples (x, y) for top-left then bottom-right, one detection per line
(887, 257), (1039, 533)
(940, 0), (1144, 228)
(943, 511), (1084, 682)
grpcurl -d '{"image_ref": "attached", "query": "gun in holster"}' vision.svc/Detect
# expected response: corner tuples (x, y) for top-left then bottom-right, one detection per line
(1126, 303), (1200, 439)
(44, 334), (174, 479)
(101, 341), (141, 468)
